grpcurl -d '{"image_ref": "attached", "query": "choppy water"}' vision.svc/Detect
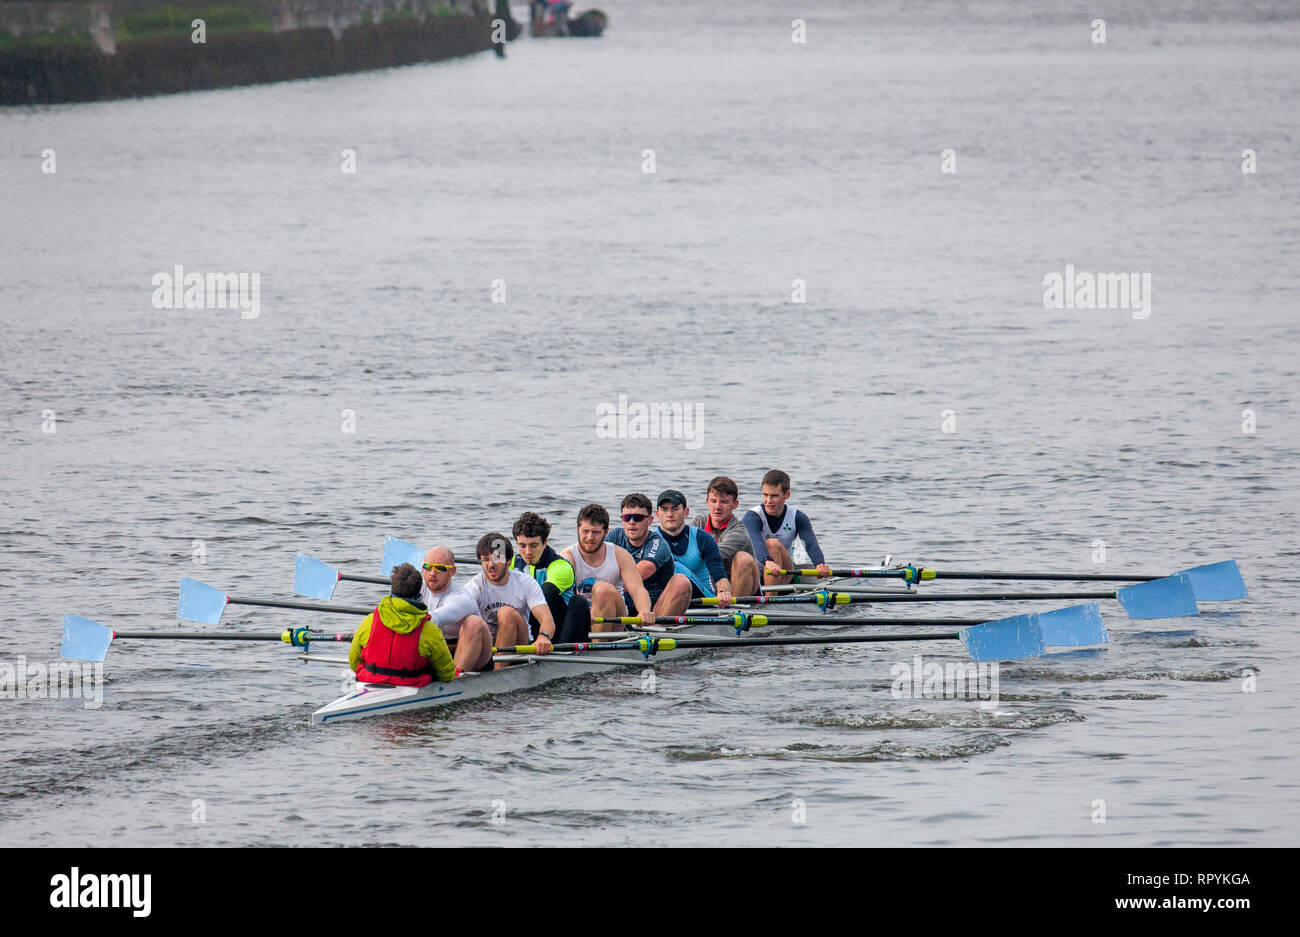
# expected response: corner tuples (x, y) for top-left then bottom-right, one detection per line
(2, 0), (1298, 846)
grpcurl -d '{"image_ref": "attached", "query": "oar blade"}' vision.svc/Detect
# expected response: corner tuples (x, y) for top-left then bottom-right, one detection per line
(61, 614), (114, 662)
(1117, 573), (1198, 619)
(294, 554), (339, 600)
(178, 577), (228, 624)
(381, 536), (423, 576)
(1038, 603), (1108, 647)
(960, 613), (1045, 661)
(1176, 560), (1246, 601)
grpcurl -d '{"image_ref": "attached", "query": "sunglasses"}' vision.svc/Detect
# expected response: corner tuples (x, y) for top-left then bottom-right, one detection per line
(621, 513), (650, 523)
(421, 562), (454, 572)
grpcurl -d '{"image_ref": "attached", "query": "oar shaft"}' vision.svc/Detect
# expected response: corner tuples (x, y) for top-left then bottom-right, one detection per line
(110, 630), (353, 642)
(339, 573), (387, 586)
(928, 571), (1155, 582)
(502, 632), (963, 654)
(832, 591), (1120, 602)
(229, 596), (371, 615)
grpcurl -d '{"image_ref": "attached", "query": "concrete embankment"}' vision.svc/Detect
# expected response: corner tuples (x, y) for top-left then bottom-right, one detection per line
(0, 0), (494, 105)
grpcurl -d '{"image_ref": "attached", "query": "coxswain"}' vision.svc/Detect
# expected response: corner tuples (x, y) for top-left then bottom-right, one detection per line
(349, 562), (456, 687)
(742, 470), (832, 586)
(562, 503), (655, 632)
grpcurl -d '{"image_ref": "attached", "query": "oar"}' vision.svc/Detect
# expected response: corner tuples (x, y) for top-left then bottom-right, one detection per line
(595, 613), (998, 628)
(594, 603), (1107, 651)
(295, 554), (386, 600)
(694, 584), (1200, 619)
(61, 614), (353, 661)
(381, 536), (424, 576)
(820, 559), (1246, 600)
(178, 577), (372, 624)
(502, 609), (1074, 662)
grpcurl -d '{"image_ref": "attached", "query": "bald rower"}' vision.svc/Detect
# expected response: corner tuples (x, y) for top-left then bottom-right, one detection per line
(419, 546), (495, 672)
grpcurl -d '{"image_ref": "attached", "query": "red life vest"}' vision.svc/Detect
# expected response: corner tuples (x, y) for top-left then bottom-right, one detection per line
(357, 605), (434, 687)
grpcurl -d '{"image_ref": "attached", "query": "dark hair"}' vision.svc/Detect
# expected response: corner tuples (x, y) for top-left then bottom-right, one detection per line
(706, 476), (739, 499)
(390, 563), (423, 599)
(576, 502), (610, 530)
(761, 469), (791, 492)
(476, 532), (514, 563)
(620, 492), (653, 513)
(512, 511), (551, 541)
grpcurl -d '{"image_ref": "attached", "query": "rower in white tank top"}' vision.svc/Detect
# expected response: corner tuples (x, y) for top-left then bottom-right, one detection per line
(750, 502), (800, 549)
(564, 540), (621, 599)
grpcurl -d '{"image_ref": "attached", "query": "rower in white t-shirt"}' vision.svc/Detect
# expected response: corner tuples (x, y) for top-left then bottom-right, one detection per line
(465, 532), (558, 656)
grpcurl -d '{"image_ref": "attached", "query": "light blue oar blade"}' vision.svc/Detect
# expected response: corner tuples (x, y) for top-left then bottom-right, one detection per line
(61, 614), (114, 662)
(960, 612), (1045, 661)
(1175, 560), (1246, 601)
(381, 536), (424, 576)
(1039, 603), (1108, 647)
(294, 554), (339, 600)
(178, 577), (228, 624)
(1117, 573), (1198, 619)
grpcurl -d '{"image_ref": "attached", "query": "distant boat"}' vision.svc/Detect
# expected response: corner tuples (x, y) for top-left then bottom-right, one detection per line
(529, 1), (607, 37)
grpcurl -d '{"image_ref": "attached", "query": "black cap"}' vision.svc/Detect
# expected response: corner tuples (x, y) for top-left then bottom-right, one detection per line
(657, 489), (687, 507)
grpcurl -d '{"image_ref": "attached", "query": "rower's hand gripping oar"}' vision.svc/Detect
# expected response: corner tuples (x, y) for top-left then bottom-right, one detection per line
(178, 577), (372, 624)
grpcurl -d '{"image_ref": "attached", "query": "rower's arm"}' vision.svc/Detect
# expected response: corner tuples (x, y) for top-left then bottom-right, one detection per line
(794, 510), (826, 566)
(742, 510), (770, 565)
(615, 545), (654, 619)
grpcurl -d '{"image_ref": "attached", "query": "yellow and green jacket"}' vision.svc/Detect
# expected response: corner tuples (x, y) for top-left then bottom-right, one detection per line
(348, 595), (457, 683)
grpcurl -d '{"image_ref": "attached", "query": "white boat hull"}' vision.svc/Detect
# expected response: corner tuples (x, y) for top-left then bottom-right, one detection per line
(311, 624), (734, 725)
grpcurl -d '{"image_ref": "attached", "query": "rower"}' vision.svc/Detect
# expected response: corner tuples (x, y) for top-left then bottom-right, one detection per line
(349, 563), (456, 687)
(562, 502), (655, 633)
(742, 470), (832, 586)
(605, 493), (690, 615)
(466, 533), (556, 665)
(419, 546), (494, 672)
(654, 489), (734, 614)
(511, 511), (590, 644)
(690, 475), (760, 597)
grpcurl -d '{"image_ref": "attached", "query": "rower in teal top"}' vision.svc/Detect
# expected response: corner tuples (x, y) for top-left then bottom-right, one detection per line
(511, 510), (589, 643)
(653, 489), (734, 616)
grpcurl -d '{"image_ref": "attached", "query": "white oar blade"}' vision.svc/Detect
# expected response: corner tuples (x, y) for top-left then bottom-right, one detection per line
(62, 614), (113, 662)
(294, 554), (339, 600)
(1038, 603), (1108, 647)
(960, 613), (1045, 661)
(1117, 573), (1198, 619)
(381, 536), (423, 576)
(178, 577), (227, 624)
(1176, 560), (1247, 601)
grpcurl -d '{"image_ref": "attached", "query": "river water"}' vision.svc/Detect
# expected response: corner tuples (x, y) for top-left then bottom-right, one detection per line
(2, 0), (1298, 846)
